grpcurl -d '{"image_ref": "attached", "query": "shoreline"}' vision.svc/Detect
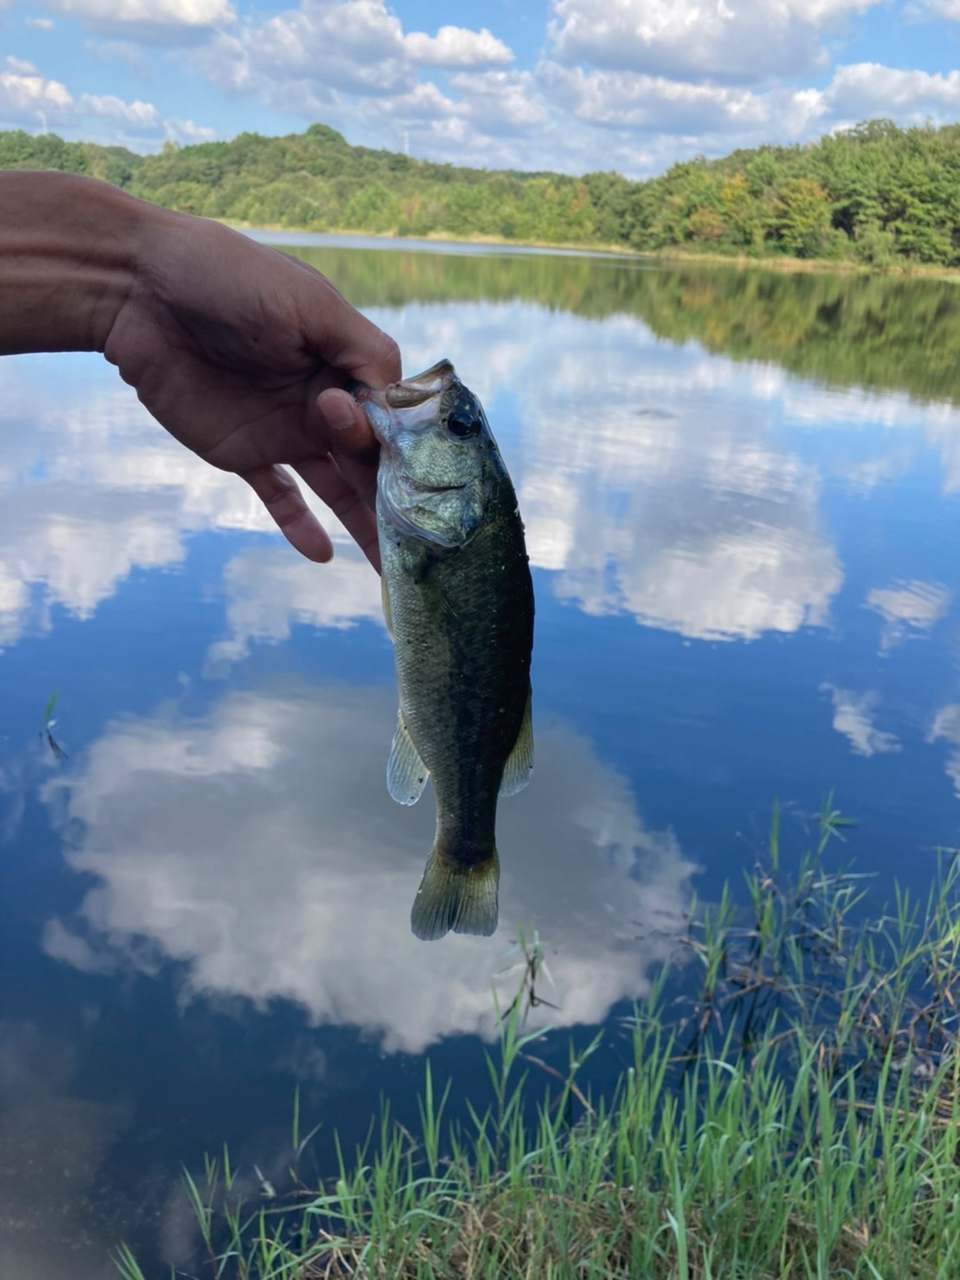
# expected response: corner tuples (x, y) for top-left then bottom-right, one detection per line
(220, 217), (960, 279)
(117, 830), (960, 1280)
(650, 245), (960, 280)
(220, 219), (641, 259)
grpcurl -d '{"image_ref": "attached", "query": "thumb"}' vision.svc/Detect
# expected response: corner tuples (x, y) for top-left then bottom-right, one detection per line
(316, 387), (379, 465)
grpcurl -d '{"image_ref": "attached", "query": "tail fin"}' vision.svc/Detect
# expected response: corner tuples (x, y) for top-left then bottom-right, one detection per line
(410, 847), (500, 941)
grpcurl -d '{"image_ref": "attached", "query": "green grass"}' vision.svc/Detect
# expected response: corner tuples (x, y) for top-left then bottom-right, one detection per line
(115, 802), (960, 1279)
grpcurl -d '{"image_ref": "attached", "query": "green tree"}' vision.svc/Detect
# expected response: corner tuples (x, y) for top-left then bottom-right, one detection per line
(775, 177), (832, 257)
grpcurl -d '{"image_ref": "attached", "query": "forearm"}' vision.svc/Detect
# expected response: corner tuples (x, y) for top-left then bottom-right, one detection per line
(0, 171), (161, 355)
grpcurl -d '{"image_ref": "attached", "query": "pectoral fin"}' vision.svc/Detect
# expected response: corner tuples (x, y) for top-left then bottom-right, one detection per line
(499, 690), (533, 797)
(387, 715), (429, 805)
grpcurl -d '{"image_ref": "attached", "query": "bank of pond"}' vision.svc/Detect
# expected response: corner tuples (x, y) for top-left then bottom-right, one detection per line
(117, 808), (960, 1280)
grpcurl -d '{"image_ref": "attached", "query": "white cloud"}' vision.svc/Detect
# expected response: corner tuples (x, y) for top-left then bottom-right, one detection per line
(836, 451), (915, 494)
(382, 80), (466, 122)
(25, 16), (56, 29)
(825, 62), (960, 118)
(5, 57), (39, 75)
(820, 684), (901, 757)
(0, 63), (72, 117)
(391, 49), (960, 174)
(545, 0), (876, 84)
(782, 64), (960, 143)
(540, 62), (774, 134)
(0, 57), (206, 145)
(199, 7), (412, 99)
(194, 1), (523, 140)
(450, 69), (547, 131)
(10, 0), (960, 173)
(36, 0), (234, 44)
(202, 1), (404, 94)
(164, 115), (216, 141)
(190, 2), (564, 167)
(41, 686), (696, 1054)
(0, 566), (31, 650)
(404, 25), (513, 69)
(609, 520), (841, 640)
(77, 91), (158, 125)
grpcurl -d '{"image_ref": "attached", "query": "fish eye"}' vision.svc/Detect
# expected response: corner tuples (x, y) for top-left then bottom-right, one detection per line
(447, 411), (481, 439)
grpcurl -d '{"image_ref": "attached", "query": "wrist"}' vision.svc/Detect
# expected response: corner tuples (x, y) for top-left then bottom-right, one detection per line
(0, 171), (159, 355)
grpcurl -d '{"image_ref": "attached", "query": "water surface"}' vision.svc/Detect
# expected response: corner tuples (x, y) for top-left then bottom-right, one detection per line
(2, 241), (959, 1277)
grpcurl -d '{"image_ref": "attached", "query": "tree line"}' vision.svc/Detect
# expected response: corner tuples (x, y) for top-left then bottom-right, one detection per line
(4, 117), (960, 266)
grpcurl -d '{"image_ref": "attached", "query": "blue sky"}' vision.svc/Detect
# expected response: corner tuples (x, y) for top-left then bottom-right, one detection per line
(1, 0), (959, 176)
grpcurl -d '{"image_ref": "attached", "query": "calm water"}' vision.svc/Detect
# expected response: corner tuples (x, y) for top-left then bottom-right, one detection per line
(2, 241), (960, 1277)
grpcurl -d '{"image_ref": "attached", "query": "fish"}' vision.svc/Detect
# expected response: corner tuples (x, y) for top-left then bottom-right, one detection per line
(356, 360), (534, 941)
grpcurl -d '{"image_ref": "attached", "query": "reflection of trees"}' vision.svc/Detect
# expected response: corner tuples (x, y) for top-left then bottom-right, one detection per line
(287, 246), (960, 408)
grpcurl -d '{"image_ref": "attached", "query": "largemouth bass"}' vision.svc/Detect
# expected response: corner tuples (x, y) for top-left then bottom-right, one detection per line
(356, 360), (534, 941)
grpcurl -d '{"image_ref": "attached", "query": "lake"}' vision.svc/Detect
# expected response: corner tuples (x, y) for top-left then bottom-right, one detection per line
(2, 239), (959, 1278)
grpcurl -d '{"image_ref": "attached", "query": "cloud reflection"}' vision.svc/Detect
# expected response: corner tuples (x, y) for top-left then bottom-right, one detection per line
(0, 356), (279, 650)
(928, 705), (960, 797)
(7, 289), (960, 656)
(820, 684), (901, 758)
(865, 579), (952, 653)
(204, 545), (385, 675)
(780, 381), (960, 494)
(502, 315), (844, 640)
(41, 683), (697, 1054)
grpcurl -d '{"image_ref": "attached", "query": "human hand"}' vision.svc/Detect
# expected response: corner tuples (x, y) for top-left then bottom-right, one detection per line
(103, 210), (399, 569)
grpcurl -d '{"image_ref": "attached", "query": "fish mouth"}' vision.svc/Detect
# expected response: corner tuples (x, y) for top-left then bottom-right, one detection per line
(385, 360), (456, 410)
